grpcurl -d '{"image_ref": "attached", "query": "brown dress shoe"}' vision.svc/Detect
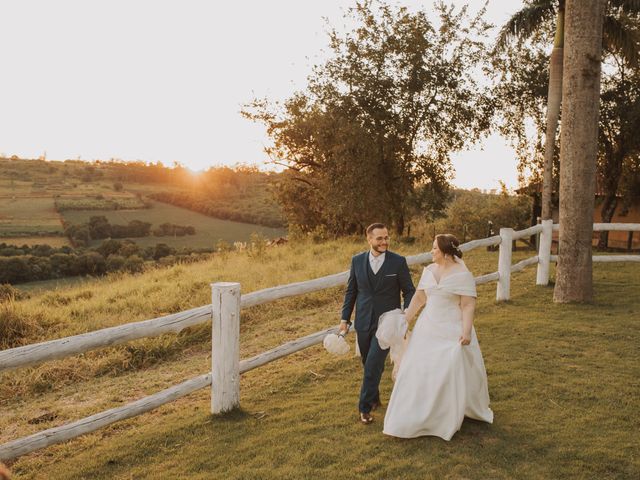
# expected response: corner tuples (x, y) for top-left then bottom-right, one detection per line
(360, 412), (373, 424)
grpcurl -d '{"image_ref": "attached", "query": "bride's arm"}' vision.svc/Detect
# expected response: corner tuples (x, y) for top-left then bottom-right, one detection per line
(403, 289), (426, 328)
(459, 295), (476, 345)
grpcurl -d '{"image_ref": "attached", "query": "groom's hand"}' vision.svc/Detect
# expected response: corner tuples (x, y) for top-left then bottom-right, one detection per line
(339, 320), (350, 335)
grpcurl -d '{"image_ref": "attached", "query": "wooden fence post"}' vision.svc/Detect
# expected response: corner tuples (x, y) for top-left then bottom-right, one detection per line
(536, 219), (553, 286)
(211, 282), (241, 414)
(497, 228), (514, 301)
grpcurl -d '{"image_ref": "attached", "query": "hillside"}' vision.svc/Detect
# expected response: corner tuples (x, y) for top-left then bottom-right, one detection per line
(1, 237), (639, 479)
(0, 157), (286, 249)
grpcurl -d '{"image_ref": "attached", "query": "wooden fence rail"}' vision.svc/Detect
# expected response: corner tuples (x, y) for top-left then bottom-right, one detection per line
(0, 326), (342, 461)
(1, 222), (638, 461)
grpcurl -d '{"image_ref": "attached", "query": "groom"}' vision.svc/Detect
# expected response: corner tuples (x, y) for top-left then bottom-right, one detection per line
(339, 223), (415, 424)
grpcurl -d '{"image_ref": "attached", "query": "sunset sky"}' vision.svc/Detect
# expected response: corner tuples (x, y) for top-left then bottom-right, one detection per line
(1, 0), (526, 190)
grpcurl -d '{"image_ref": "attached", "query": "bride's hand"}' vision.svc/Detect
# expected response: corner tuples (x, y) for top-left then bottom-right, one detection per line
(459, 332), (471, 346)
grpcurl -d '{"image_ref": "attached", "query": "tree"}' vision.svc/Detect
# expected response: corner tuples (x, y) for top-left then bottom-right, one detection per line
(496, 0), (640, 220)
(596, 56), (640, 248)
(554, 0), (607, 303)
(491, 40), (549, 190)
(88, 215), (111, 239)
(244, 1), (493, 235)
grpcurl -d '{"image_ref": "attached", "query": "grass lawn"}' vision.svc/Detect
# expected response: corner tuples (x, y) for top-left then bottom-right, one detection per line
(1, 242), (638, 479)
(60, 199), (286, 248)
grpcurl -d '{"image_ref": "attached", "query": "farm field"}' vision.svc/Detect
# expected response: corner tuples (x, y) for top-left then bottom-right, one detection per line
(1, 240), (638, 479)
(61, 199), (287, 248)
(0, 196), (64, 237)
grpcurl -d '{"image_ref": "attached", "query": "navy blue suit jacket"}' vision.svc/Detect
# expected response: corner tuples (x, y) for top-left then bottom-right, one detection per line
(341, 250), (415, 332)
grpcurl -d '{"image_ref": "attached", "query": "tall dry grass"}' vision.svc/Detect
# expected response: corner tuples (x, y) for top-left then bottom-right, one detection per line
(1, 236), (414, 399)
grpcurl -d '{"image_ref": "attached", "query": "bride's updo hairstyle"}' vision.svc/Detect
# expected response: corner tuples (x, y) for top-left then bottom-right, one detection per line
(436, 234), (463, 259)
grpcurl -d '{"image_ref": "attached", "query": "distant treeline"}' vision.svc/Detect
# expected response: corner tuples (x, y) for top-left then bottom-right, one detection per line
(0, 157), (195, 185)
(64, 216), (195, 247)
(0, 240), (211, 285)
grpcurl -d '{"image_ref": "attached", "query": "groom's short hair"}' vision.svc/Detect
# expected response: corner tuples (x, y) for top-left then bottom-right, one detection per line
(366, 223), (387, 236)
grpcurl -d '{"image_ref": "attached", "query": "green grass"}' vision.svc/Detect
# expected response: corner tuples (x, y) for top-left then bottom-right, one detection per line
(60, 199), (286, 248)
(1, 239), (639, 479)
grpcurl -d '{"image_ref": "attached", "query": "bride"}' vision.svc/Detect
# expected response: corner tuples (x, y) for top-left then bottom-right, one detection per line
(383, 233), (493, 440)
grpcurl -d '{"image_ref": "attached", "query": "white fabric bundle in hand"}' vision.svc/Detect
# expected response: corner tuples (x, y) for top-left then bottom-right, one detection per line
(376, 309), (409, 380)
(323, 333), (350, 355)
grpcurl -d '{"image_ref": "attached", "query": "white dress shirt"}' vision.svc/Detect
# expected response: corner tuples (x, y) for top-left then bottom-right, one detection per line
(369, 251), (386, 274)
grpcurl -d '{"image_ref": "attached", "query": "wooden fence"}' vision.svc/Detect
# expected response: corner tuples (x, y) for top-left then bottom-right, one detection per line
(1, 222), (638, 461)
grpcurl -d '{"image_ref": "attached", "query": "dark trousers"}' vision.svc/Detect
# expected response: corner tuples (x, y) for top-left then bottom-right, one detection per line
(357, 328), (389, 414)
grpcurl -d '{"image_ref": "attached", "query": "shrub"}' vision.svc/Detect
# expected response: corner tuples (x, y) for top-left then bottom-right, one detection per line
(0, 256), (30, 283)
(78, 252), (107, 276)
(106, 254), (126, 272)
(247, 232), (268, 258)
(96, 239), (123, 257)
(152, 223), (196, 237)
(124, 255), (145, 273)
(118, 242), (140, 258)
(50, 253), (81, 277)
(429, 190), (531, 241)
(153, 243), (175, 260)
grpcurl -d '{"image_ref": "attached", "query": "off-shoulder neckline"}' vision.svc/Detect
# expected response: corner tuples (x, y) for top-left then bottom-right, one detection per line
(426, 267), (470, 286)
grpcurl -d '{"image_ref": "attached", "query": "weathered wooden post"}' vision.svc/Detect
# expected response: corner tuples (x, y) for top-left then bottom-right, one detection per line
(497, 228), (514, 301)
(536, 219), (553, 286)
(211, 282), (241, 414)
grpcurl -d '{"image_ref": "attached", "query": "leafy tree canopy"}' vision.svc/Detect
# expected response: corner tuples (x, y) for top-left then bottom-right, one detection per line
(243, 0), (494, 235)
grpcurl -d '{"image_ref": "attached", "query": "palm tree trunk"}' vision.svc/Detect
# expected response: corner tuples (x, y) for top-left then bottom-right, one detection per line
(541, 8), (565, 220)
(554, 0), (607, 303)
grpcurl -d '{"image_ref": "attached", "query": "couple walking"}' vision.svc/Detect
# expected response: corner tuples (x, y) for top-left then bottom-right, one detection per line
(339, 223), (493, 440)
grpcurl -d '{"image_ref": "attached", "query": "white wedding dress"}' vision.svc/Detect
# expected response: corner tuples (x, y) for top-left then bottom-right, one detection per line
(383, 265), (493, 440)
